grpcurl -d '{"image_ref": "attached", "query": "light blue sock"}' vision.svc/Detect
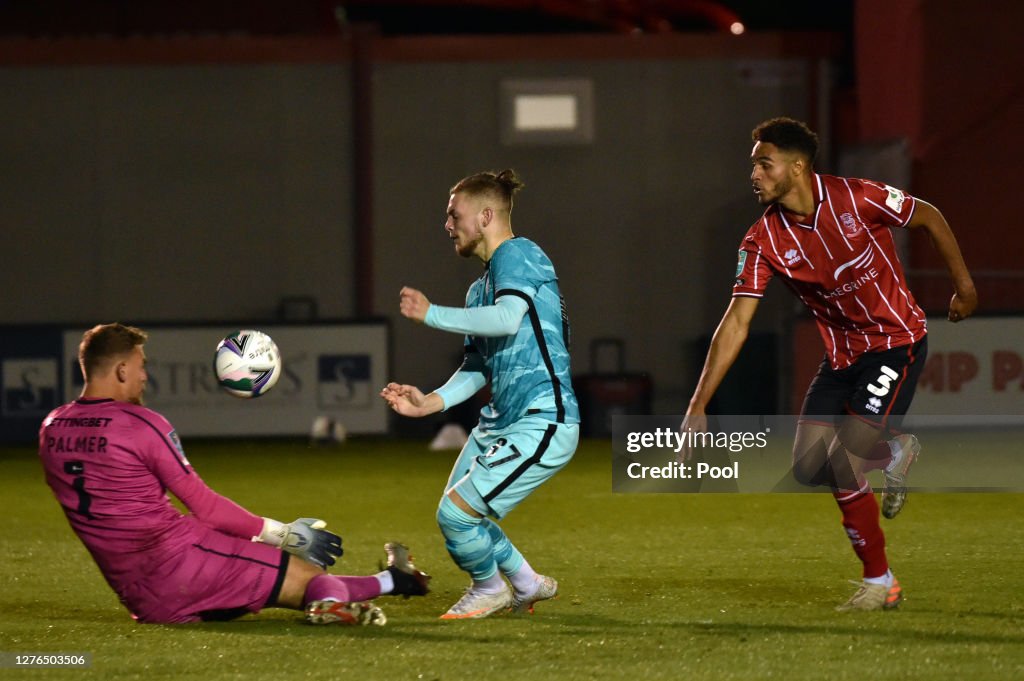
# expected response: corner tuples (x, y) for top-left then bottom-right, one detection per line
(436, 496), (499, 583)
(480, 517), (541, 594)
(480, 517), (525, 576)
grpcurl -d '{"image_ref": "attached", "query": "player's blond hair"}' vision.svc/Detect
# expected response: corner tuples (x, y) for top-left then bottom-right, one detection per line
(79, 323), (148, 380)
(450, 169), (524, 214)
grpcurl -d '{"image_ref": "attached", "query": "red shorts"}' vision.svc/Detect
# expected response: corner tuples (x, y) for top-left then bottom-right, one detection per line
(119, 526), (289, 624)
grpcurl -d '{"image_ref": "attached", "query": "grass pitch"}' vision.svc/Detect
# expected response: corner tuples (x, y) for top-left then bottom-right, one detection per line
(1, 437), (1022, 680)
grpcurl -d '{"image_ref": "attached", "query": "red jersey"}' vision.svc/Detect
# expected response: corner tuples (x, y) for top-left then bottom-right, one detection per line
(733, 173), (927, 369)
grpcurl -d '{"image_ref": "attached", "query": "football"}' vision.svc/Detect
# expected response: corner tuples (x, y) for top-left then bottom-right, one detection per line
(213, 330), (282, 398)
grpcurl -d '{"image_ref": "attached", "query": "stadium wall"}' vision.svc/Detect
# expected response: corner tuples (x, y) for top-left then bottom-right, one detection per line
(0, 49), (356, 325)
(0, 33), (835, 425)
(854, 0), (1024, 312)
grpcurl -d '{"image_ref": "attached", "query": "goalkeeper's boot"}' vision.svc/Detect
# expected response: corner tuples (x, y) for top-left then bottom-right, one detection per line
(382, 542), (431, 598)
(835, 577), (903, 612)
(510, 575), (559, 614)
(305, 600), (387, 626)
(882, 434), (920, 519)
(439, 584), (512, 620)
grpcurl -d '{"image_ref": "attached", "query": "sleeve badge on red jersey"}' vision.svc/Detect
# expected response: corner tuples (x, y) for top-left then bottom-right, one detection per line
(736, 250), (748, 277)
(884, 185), (906, 212)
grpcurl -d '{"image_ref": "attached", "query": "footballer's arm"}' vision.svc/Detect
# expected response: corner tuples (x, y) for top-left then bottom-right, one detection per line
(424, 295), (527, 336)
(381, 349), (488, 419)
(682, 296), (760, 439)
(399, 285), (528, 337)
(906, 199), (977, 322)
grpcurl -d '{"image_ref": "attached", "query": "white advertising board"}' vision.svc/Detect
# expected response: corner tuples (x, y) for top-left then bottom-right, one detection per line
(911, 317), (1024, 425)
(62, 324), (389, 436)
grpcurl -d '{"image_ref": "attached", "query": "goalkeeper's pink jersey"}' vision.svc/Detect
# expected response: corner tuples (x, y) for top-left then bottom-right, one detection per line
(38, 398), (263, 596)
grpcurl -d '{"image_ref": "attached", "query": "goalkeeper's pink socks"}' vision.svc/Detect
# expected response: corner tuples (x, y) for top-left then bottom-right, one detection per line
(303, 574), (382, 605)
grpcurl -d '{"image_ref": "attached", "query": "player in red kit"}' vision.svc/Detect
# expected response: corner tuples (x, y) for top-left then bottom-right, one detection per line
(682, 118), (977, 611)
(39, 323), (429, 625)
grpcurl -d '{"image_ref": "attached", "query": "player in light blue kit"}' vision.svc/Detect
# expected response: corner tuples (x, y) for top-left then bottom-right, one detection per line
(381, 169), (580, 619)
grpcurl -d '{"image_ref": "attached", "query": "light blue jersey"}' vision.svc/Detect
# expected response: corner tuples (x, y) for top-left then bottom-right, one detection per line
(459, 237), (579, 431)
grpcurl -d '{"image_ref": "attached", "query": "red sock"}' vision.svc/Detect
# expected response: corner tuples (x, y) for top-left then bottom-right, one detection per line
(833, 488), (888, 578)
(861, 440), (893, 473)
(303, 574), (382, 606)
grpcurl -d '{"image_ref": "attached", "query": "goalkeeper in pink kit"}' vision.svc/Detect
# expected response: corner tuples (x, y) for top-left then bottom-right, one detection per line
(39, 323), (429, 625)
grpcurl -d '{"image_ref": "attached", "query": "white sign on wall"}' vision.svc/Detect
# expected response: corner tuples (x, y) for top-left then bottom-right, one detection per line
(62, 324), (389, 436)
(911, 317), (1024, 425)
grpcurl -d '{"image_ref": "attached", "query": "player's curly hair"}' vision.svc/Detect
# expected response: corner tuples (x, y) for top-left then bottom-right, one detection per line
(450, 169), (524, 213)
(752, 117), (819, 165)
(79, 323), (148, 380)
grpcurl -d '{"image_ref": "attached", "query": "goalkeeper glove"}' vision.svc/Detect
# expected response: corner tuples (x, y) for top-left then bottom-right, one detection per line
(257, 517), (343, 569)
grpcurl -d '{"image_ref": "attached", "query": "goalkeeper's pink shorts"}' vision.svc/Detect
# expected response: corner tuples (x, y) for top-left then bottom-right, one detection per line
(118, 525), (289, 623)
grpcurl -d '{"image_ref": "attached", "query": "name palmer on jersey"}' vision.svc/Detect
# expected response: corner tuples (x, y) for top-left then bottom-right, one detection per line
(44, 434), (109, 453)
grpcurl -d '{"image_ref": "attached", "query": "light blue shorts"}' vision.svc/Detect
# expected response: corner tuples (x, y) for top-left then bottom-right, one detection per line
(444, 416), (579, 520)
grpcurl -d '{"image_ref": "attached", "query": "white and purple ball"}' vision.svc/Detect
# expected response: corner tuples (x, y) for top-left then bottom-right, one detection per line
(213, 330), (281, 398)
